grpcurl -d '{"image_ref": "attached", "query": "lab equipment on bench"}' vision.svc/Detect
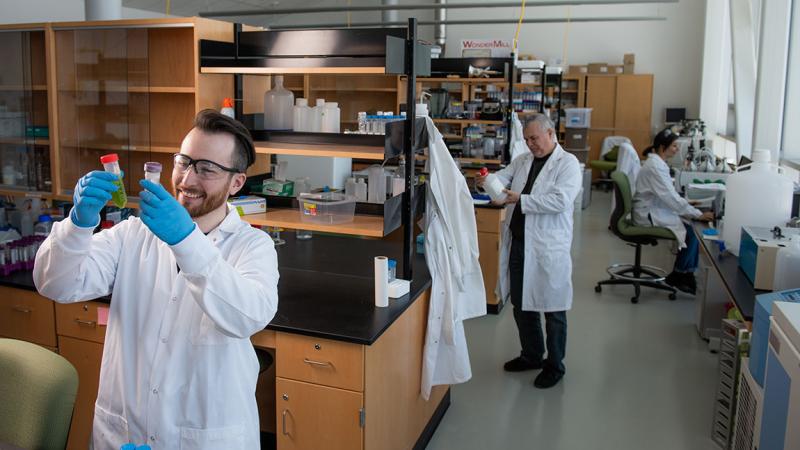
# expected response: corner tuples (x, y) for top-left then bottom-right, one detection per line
(723, 150), (794, 256)
(738, 227), (800, 290)
(758, 301), (800, 450)
(773, 238), (800, 292)
(751, 289), (800, 387)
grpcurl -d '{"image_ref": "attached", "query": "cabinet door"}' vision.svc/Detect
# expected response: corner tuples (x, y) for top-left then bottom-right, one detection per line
(478, 231), (500, 305)
(59, 336), (103, 450)
(585, 76), (617, 129)
(0, 286), (56, 347)
(276, 378), (363, 450)
(614, 74), (653, 131)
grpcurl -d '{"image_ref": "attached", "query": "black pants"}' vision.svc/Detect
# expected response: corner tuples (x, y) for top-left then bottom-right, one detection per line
(509, 237), (567, 375)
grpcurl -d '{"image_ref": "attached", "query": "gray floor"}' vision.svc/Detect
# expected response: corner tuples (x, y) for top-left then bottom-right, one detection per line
(426, 190), (720, 450)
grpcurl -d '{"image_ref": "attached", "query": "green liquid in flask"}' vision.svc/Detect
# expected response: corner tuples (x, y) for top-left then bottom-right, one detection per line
(110, 177), (127, 208)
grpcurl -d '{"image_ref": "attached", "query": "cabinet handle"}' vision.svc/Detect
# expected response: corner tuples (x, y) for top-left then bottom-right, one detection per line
(282, 409), (289, 436)
(74, 318), (97, 327)
(12, 306), (31, 314)
(303, 358), (333, 368)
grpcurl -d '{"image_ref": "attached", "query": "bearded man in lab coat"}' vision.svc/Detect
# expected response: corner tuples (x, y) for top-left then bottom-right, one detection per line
(478, 114), (581, 388)
(34, 110), (279, 449)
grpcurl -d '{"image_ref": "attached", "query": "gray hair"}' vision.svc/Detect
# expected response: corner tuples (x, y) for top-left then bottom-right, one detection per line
(522, 114), (555, 132)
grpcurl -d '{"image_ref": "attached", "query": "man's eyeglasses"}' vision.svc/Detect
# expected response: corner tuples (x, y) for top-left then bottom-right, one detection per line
(173, 153), (241, 180)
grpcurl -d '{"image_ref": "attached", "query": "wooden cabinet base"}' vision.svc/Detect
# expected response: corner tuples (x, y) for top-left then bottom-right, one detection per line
(58, 335), (103, 450)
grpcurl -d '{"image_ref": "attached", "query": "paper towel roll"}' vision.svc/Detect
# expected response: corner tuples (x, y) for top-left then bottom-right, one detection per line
(374, 256), (389, 308)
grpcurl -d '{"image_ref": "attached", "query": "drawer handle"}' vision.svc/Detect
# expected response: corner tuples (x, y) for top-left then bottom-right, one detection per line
(282, 409), (289, 436)
(303, 358), (333, 368)
(74, 318), (97, 328)
(12, 306), (32, 314)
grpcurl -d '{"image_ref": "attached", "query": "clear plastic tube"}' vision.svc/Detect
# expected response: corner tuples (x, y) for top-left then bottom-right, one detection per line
(144, 162), (162, 184)
(100, 153), (127, 208)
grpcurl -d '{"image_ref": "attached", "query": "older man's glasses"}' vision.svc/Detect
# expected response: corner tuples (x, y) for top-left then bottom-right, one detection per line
(173, 153), (241, 180)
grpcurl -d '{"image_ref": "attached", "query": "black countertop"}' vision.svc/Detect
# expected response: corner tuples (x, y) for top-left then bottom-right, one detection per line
(3, 233), (431, 345)
(692, 222), (760, 320)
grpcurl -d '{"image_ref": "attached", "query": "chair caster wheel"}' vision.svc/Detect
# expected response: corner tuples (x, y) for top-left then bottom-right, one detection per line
(630, 297), (639, 304)
(594, 285), (602, 293)
(668, 293), (677, 300)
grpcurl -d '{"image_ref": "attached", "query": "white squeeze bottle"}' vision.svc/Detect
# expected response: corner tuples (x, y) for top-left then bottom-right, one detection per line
(478, 167), (507, 202)
(313, 99), (326, 132)
(293, 98), (310, 132)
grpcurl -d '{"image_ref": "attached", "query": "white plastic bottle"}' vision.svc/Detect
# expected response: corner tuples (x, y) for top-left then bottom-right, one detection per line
(312, 99), (326, 132)
(355, 178), (367, 202)
(220, 98), (235, 119)
(264, 75), (294, 130)
(322, 102), (341, 133)
(773, 237), (800, 291)
(293, 98), (311, 132)
(345, 177), (357, 198)
(722, 149), (794, 255)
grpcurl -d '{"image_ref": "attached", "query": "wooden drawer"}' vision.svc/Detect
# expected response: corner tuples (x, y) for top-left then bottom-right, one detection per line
(478, 231), (500, 305)
(55, 302), (108, 344)
(59, 336), (103, 450)
(276, 333), (364, 392)
(0, 286), (57, 347)
(475, 207), (505, 234)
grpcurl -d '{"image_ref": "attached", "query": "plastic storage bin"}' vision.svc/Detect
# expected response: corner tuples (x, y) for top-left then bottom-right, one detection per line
(298, 192), (356, 225)
(564, 108), (592, 128)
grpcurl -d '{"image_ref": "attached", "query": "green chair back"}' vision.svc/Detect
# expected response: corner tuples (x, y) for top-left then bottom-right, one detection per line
(610, 171), (675, 241)
(0, 338), (78, 450)
(604, 145), (620, 162)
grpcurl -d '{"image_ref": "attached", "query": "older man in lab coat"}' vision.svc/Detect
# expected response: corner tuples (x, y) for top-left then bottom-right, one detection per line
(478, 114), (581, 388)
(34, 110), (278, 449)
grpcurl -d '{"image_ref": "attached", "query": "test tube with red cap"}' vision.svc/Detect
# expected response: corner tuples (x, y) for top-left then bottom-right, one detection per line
(100, 153), (127, 208)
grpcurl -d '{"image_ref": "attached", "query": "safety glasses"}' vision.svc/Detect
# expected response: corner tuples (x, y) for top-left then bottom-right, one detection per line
(173, 153), (241, 180)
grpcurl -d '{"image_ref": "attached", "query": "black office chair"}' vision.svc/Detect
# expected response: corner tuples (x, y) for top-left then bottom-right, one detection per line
(595, 171), (678, 304)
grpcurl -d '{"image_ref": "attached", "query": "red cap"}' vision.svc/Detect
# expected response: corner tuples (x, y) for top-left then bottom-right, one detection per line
(223, 97), (234, 108)
(100, 153), (119, 164)
(100, 220), (114, 229)
(478, 167), (489, 176)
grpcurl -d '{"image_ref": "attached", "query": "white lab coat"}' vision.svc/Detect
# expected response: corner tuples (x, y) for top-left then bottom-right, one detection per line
(33, 208), (279, 450)
(509, 112), (529, 161)
(600, 136), (633, 158)
(421, 117), (486, 400)
(632, 153), (702, 246)
(494, 144), (582, 312)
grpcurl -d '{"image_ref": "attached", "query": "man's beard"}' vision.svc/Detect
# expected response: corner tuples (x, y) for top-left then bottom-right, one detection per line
(174, 184), (229, 218)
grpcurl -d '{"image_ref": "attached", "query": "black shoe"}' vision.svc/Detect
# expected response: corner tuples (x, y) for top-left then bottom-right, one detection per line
(665, 271), (682, 288)
(503, 356), (542, 372)
(681, 273), (697, 295)
(534, 370), (563, 389)
(665, 271), (695, 295)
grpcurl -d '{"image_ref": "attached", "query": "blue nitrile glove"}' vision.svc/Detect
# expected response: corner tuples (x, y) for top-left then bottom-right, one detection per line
(71, 171), (120, 228)
(138, 179), (196, 245)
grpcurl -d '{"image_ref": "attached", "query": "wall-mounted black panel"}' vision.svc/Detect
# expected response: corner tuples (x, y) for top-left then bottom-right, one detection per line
(237, 28), (406, 58)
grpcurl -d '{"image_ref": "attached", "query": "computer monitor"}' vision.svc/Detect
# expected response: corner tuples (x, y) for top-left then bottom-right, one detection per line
(665, 107), (686, 124)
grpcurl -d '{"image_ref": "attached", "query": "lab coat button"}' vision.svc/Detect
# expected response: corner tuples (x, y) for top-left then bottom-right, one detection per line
(150, 435), (155, 442)
(161, 338), (167, 343)
(152, 388), (158, 395)
(171, 296), (177, 302)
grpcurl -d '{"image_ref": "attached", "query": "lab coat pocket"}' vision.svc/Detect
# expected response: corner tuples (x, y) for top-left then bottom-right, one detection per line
(180, 423), (244, 449)
(93, 404), (128, 448)
(191, 314), (232, 346)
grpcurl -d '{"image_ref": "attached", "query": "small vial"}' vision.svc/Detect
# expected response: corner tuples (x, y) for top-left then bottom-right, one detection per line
(387, 259), (397, 282)
(100, 153), (127, 208)
(144, 162), (162, 184)
(358, 112), (367, 134)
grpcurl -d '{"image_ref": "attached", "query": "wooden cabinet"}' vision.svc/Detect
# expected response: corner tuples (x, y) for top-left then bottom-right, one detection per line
(585, 75), (617, 130)
(51, 18), (233, 199)
(55, 300), (108, 450)
(475, 207), (505, 311)
(59, 335), (103, 450)
(276, 378), (363, 450)
(0, 286), (57, 347)
(0, 26), (53, 196)
(276, 332), (364, 391)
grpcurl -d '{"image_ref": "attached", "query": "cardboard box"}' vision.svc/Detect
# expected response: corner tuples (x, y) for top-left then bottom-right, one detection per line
(568, 64), (588, 75)
(588, 63), (609, 74)
(609, 64), (624, 74)
(623, 53), (635, 74)
(228, 196), (266, 216)
(565, 128), (588, 148)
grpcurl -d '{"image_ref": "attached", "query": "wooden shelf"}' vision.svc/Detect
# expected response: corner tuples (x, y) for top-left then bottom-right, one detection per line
(60, 141), (178, 153)
(515, 83), (542, 87)
(253, 141), (385, 160)
(458, 157), (501, 165)
(432, 118), (504, 125)
(442, 134), (462, 139)
(241, 208), (385, 237)
(0, 85), (47, 91)
(202, 67), (385, 75)
(0, 137), (50, 145)
(419, 77), (507, 84)
(309, 88), (397, 92)
(0, 188), (55, 198)
(561, 89), (578, 93)
(60, 86), (194, 94)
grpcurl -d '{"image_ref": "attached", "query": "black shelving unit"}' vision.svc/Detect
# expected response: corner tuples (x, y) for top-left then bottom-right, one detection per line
(200, 20), (431, 280)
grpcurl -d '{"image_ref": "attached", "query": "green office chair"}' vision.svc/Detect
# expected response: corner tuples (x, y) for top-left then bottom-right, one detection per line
(594, 171), (678, 304)
(589, 145), (619, 191)
(0, 338), (78, 450)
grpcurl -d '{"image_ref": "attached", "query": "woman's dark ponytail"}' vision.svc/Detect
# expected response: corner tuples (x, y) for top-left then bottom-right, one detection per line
(642, 145), (655, 157)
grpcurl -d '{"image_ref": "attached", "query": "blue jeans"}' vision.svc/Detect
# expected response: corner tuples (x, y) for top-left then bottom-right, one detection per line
(674, 223), (699, 273)
(509, 238), (567, 375)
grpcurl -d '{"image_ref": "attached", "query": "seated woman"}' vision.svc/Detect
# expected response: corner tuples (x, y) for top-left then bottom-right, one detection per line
(632, 129), (714, 294)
